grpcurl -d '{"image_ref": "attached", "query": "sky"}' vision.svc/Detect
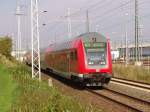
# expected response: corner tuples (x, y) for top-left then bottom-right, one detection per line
(0, 0), (16, 36)
(0, 0), (150, 49)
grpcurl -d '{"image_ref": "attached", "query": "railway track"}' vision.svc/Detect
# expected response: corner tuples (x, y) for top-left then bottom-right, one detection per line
(35, 66), (150, 112)
(87, 77), (150, 112)
(111, 77), (150, 90)
(87, 87), (150, 112)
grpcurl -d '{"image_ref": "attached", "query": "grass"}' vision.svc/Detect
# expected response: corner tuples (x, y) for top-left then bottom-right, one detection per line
(11, 65), (100, 112)
(0, 55), (101, 112)
(113, 64), (150, 84)
(0, 64), (17, 112)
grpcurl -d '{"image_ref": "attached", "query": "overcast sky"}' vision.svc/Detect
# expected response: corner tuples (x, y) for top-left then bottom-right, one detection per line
(0, 0), (150, 49)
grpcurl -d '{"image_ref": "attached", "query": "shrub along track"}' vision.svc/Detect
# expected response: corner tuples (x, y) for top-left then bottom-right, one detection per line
(40, 70), (150, 112)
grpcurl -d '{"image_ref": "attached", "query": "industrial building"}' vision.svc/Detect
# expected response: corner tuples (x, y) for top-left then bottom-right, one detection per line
(111, 42), (150, 61)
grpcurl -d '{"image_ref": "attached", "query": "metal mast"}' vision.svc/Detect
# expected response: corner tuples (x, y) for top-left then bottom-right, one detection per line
(86, 10), (90, 33)
(31, 0), (41, 80)
(67, 8), (72, 38)
(135, 0), (139, 62)
(125, 13), (129, 66)
(15, 0), (22, 60)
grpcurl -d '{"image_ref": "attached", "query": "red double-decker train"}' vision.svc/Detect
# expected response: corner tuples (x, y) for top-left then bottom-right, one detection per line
(43, 32), (112, 86)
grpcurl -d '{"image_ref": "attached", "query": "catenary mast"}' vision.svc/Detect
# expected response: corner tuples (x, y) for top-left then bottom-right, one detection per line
(31, 0), (41, 80)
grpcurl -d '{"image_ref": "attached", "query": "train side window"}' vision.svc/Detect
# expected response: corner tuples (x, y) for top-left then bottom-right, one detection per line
(70, 51), (77, 60)
(70, 52), (74, 60)
(52, 53), (55, 58)
(74, 50), (77, 60)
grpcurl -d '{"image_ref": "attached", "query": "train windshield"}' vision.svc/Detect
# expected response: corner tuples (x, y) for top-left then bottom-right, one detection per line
(84, 42), (107, 66)
(86, 49), (106, 66)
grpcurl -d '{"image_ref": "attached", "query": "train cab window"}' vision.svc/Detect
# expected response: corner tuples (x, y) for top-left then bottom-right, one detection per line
(86, 48), (106, 66)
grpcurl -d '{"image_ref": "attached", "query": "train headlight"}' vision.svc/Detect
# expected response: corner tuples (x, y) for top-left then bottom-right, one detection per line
(88, 61), (94, 65)
(78, 74), (83, 78)
(100, 62), (105, 65)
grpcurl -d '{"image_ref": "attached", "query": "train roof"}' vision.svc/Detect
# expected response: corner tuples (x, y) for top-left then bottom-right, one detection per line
(46, 32), (107, 52)
(77, 32), (107, 42)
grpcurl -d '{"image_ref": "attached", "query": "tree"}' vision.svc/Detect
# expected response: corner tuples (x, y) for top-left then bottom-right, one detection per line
(0, 36), (12, 57)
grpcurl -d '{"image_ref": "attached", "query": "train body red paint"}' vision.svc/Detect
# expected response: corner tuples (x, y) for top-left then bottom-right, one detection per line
(44, 32), (112, 86)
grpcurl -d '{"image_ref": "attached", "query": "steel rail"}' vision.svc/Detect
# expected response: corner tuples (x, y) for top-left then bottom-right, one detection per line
(111, 77), (150, 90)
(104, 87), (150, 104)
(87, 88), (150, 112)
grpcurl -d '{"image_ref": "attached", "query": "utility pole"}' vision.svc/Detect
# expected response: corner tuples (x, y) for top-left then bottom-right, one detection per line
(15, 0), (23, 60)
(125, 13), (128, 66)
(139, 25), (143, 61)
(31, 0), (41, 80)
(67, 8), (72, 38)
(125, 23), (128, 66)
(86, 10), (90, 33)
(135, 0), (139, 62)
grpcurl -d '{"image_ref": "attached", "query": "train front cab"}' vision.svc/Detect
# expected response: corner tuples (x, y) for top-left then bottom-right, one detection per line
(77, 39), (112, 86)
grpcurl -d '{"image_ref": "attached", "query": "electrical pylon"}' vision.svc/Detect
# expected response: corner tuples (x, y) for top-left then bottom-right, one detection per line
(31, 0), (41, 80)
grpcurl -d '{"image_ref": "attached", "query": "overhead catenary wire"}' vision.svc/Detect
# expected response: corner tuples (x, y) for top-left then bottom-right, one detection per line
(70, 0), (150, 31)
(44, 0), (149, 31)
(91, 13), (150, 34)
(44, 0), (132, 32)
(42, 0), (113, 28)
(41, 0), (150, 48)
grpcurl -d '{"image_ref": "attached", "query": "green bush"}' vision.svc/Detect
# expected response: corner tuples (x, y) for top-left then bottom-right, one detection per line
(0, 36), (12, 57)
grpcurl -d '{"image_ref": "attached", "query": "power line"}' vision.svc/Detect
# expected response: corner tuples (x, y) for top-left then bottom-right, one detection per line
(52, 12), (150, 43)
(67, 0), (149, 26)
(41, 0), (150, 48)
(63, 0), (113, 17)
(91, 13), (150, 32)
(90, 0), (134, 20)
(44, 1), (133, 37)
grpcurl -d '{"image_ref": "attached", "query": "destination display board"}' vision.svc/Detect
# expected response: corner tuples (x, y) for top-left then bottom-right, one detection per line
(84, 42), (106, 48)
